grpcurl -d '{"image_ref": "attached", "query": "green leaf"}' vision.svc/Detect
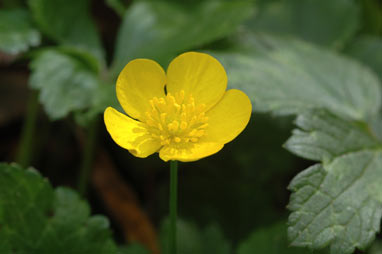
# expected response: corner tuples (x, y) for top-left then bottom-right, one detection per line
(74, 81), (120, 127)
(213, 34), (381, 121)
(288, 153), (382, 253)
(346, 36), (382, 80)
(110, 0), (254, 78)
(286, 110), (382, 254)
(237, 221), (325, 254)
(284, 110), (380, 163)
(0, 9), (40, 54)
(247, 0), (360, 48)
(214, 33), (382, 253)
(29, 48), (100, 120)
(28, 0), (104, 62)
(0, 163), (119, 253)
(160, 218), (231, 254)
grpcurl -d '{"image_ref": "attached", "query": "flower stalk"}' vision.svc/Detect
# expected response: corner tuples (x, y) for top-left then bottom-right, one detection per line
(16, 90), (39, 167)
(77, 119), (99, 196)
(169, 160), (178, 254)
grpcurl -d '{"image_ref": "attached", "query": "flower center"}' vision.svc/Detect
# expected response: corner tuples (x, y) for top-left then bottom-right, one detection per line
(144, 90), (208, 146)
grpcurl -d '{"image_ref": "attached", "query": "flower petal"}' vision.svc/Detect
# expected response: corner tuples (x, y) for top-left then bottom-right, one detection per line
(166, 52), (227, 111)
(159, 142), (224, 162)
(104, 107), (161, 158)
(117, 59), (166, 120)
(204, 89), (252, 144)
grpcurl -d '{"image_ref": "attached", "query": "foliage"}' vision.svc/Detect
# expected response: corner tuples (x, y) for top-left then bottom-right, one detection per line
(28, 0), (105, 62)
(1, 0), (382, 253)
(213, 34), (381, 120)
(29, 49), (100, 120)
(0, 163), (125, 254)
(237, 221), (328, 254)
(19, 0), (255, 122)
(214, 33), (382, 253)
(246, 0), (360, 48)
(110, 0), (254, 78)
(0, 8), (40, 54)
(159, 218), (231, 254)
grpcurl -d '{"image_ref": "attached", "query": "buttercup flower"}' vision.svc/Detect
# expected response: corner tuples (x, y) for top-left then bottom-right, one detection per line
(104, 52), (252, 162)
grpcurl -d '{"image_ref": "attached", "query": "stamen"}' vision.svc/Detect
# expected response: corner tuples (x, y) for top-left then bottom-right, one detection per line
(180, 121), (187, 130)
(144, 90), (208, 146)
(160, 113), (167, 123)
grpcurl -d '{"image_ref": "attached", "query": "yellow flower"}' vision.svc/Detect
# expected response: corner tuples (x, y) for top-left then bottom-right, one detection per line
(104, 52), (252, 162)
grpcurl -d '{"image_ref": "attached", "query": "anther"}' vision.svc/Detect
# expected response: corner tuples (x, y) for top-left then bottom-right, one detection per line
(199, 123), (208, 129)
(168, 120), (179, 132)
(196, 130), (205, 137)
(180, 121), (187, 130)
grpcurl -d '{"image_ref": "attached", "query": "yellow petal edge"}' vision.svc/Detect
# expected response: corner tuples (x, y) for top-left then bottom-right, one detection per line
(104, 107), (161, 158)
(116, 59), (166, 121)
(204, 89), (252, 144)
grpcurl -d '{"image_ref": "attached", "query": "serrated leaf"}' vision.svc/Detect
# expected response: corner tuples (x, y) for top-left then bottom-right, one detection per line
(29, 49), (100, 120)
(110, 0), (254, 78)
(160, 218), (231, 254)
(288, 152), (382, 253)
(247, 0), (359, 48)
(286, 110), (382, 254)
(237, 221), (324, 254)
(215, 33), (382, 254)
(28, 0), (104, 62)
(214, 34), (381, 121)
(0, 163), (119, 253)
(0, 9), (40, 54)
(284, 110), (380, 163)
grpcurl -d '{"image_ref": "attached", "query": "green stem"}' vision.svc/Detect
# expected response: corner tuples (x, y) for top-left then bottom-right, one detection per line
(169, 160), (178, 254)
(16, 90), (39, 167)
(77, 119), (99, 196)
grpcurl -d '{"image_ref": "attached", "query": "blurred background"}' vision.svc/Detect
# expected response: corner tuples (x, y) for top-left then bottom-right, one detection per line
(0, 0), (381, 253)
